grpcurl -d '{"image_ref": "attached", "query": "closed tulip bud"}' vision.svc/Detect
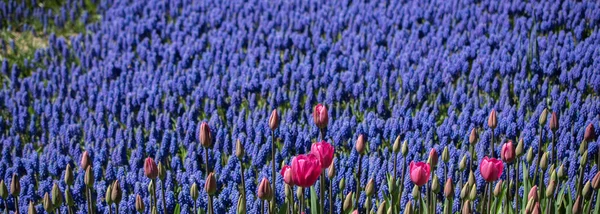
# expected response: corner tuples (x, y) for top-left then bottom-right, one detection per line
(546, 181), (556, 197)
(558, 164), (566, 180)
(152, 207), (158, 214)
(343, 192), (353, 212)
(393, 136), (401, 154)
(581, 152), (588, 166)
(296, 187), (303, 201)
(144, 157), (159, 179)
(356, 134), (366, 154)
(526, 147), (534, 163)
(111, 180), (122, 204)
(460, 183), (470, 199)
(550, 169), (557, 182)
(148, 180), (155, 194)
(313, 104), (328, 129)
(366, 178), (375, 196)
(539, 108), (548, 126)
(387, 206), (392, 214)
(80, 151), (91, 170)
(525, 197), (535, 213)
(459, 155), (467, 171)
(583, 181), (592, 200)
(493, 180), (503, 196)
(377, 201), (386, 214)
(10, 174), (20, 197)
(84, 165), (94, 187)
(516, 138), (524, 157)
(43, 192), (53, 212)
(444, 178), (454, 198)
(199, 122), (212, 148)
(592, 171), (600, 190)
(135, 194), (145, 213)
(258, 178), (272, 200)
(462, 200), (471, 214)
(468, 170), (476, 187)
(428, 148), (438, 168)
(28, 201), (36, 214)
(469, 128), (478, 145)
(488, 109), (497, 129)
(412, 185), (420, 200)
(237, 194), (246, 214)
(573, 196), (582, 214)
(269, 109), (279, 130)
(404, 201), (413, 214)
(584, 123), (596, 142)
(0, 180), (8, 199)
(501, 141), (516, 164)
(205, 173), (217, 196)
(401, 140), (409, 156)
(328, 158), (336, 179)
(549, 112), (558, 132)
(540, 152), (548, 170)
(468, 184), (477, 200)
(51, 183), (62, 207)
(105, 185), (113, 205)
(579, 141), (588, 155)
(158, 162), (166, 181)
(532, 202), (541, 214)
(339, 178), (345, 190)
(64, 188), (74, 206)
(64, 164), (74, 186)
(431, 175), (440, 193)
(442, 147), (449, 163)
(236, 139), (244, 158)
(528, 186), (538, 201)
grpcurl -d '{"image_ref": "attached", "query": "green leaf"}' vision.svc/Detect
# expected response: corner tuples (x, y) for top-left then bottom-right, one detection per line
(278, 200), (288, 214)
(174, 204), (181, 214)
(420, 194), (429, 214)
(310, 186), (319, 214)
(594, 191), (600, 214)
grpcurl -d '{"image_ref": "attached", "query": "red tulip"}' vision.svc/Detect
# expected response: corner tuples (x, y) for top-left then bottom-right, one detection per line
(501, 141), (515, 164)
(479, 157), (503, 182)
(280, 165), (294, 186)
(144, 157), (158, 179)
(313, 104), (328, 129)
(310, 141), (335, 168)
(409, 161), (431, 187)
(199, 122), (212, 148)
(291, 154), (322, 188)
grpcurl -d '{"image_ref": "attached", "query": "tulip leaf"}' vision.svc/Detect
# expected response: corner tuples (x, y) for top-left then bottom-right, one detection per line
(594, 191), (600, 214)
(278, 200), (288, 214)
(310, 186), (319, 214)
(174, 203), (181, 214)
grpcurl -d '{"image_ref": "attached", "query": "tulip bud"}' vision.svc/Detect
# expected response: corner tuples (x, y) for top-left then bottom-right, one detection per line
(584, 123), (596, 142)
(526, 147), (534, 163)
(135, 194), (145, 213)
(583, 181), (592, 200)
(105, 185), (113, 205)
(111, 180), (122, 204)
(199, 122), (212, 148)
(579, 141), (588, 155)
(428, 148), (438, 168)
(343, 192), (353, 212)
(525, 197), (535, 213)
(393, 136), (401, 154)
(431, 175), (440, 193)
(64, 164), (74, 186)
(158, 162), (166, 181)
(387, 206), (392, 214)
(444, 178), (454, 198)
(152, 207), (158, 214)
(205, 172), (217, 196)
(0, 180), (8, 199)
(488, 109), (497, 129)
(148, 180), (155, 194)
(592, 171), (600, 190)
(581, 152), (588, 166)
(528, 186), (538, 201)
(269, 109), (279, 130)
(84, 165), (94, 187)
(235, 139), (244, 158)
(404, 201), (413, 214)
(313, 104), (329, 129)
(377, 201), (386, 214)
(460, 183), (470, 199)
(549, 112), (558, 132)
(540, 152), (548, 170)
(539, 108), (548, 126)
(43, 192), (53, 212)
(469, 128), (478, 145)
(296, 187), (303, 201)
(366, 178), (375, 196)
(467, 170), (476, 187)
(462, 200), (471, 214)
(442, 147), (449, 163)
(546, 181), (556, 198)
(328, 159), (336, 179)
(64, 187), (74, 206)
(573, 195), (582, 214)
(80, 151), (91, 170)
(493, 180), (503, 197)
(10, 174), (20, 197)
(532, 202), (541, 214)
(51, 183), (62, 207)
(237, 194), (246, 214)
(144, 157), (159, 179)
(459, 155), (467, 171)
(412, 185), (420, 200)
(401, 140), (408, 156)
(550, 168), (557, 182)
(356, 134), (366, 154)
(258, 178), (272, 200)
(516, 138), (524, 157)
(28, 201), (37, 214)
(468, 184), (477, 200)
(558, 164), (566, 180)
(339, 178), (345, 191)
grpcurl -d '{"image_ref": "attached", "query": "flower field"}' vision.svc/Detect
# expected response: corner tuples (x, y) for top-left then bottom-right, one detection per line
(1, 0), (600, 214)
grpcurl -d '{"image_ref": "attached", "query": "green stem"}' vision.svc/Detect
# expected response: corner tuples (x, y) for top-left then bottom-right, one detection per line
(487, 182), (492, 214)
(299, 188), (304, 214)
(534, 127), (543, 189)
(490, 129), (495, 158)
(320, 170), (325, 214)
(239, 159), (246, 197)
(152, 179), (158, 212)
(205, 147), (210, 175)
(260, 200), (264, 214)
(578, 151), (587, 196)
(271, 130), (277, 213)
(552, 132), (557, 167)
(515, 159), (519, 214)
(115, 205), (119, 214)
(194, 199), (197, 214)
(329, 179), (333, 214)
(109, 204), (113, 214)
(355, 155), (362, 209)
(505, 164), (510, 214)
(86, 188), (93, 214)
(366, 196), (371, 213)
(399, 157), (406, 212)
(208, 196), (213, 214)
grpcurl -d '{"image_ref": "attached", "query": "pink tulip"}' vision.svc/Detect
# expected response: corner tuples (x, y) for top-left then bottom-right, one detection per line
(311, 140), (335, 169)
(291, 154), (322, 188)
(144, 157), (158, 179)
(280, 165), (294, 185)
(479, 157), (503, 182)
(313, 104), (328, 129)
(501, 141), (515, 164)
(409, 161), (431, 187)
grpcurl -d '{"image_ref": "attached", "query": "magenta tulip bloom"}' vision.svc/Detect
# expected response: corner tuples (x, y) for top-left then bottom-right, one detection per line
(501, 141), (515, 164)
(480, 157), (503, 182)
(313, 104), (328, 129)
(311, 141), (334, 169)
(280, 165), (294, 186)
(409, 161), (431, 187)
(291, 154), (322, 188)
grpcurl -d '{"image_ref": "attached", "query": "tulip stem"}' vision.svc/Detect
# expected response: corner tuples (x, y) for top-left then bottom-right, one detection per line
(194, 199), (197, 214)
(329, 178), (333, 214)
(208, 195), (213, 214)
(161, 180), (167, 213)
(487, 182), (492, 214)
(115, 205), (119, 214)
(260, 200), (264, 214)
(515, 159), (519, 214)
(355, 154), (362, 209)
(299, 187), (304, 214)
(271, 130), (277, 214)
(288, 185), (294, 214)
(577, 151), (587, 196)
(86, 187), (93, 214)
(151, 179), (158, 213)
(399, 157), (406, 211)
(320, 170), (325, 214)
(239, 158), (246, 197)
(534, 126), (543, 191)
(205, 147), (210, 176)
(552, 132), (557, 167)
(109, 204), (113, 214)
(392, 152), (397, 212)
(366, 196), (371, 213)
(490, 129), (495, 158)
(505, 164), (510, 214)
(13, 196), (18, 214)
(4, 200), (7, 214)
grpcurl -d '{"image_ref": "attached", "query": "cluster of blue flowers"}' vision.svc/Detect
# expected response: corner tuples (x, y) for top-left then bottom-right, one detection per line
(1, 0), (599, 213)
